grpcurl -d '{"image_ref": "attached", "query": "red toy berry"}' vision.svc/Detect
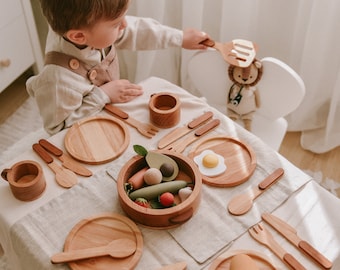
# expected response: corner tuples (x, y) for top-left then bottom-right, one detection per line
(159, 192), (175, 207)
(134, 198), (150, 208)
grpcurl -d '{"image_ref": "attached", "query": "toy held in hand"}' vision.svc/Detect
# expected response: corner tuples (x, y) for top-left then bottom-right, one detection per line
(225, 39), (263, 131)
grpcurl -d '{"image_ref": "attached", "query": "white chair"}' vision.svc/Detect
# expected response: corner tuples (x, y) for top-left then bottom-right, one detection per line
(187, 50), (305, 151)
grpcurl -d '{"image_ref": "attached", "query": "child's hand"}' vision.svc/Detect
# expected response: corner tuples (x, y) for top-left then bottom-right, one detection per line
(182, 28), (210, 50)
(100, 79), (143, 103)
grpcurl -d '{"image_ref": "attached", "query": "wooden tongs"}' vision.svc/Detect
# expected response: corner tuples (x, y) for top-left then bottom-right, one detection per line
(200, 38), (258, 67)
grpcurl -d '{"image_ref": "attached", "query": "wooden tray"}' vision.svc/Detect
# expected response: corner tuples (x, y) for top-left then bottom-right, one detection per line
(188, 135), (256, 187)
(63, 213), (143, 270)
(209, 249), (276, 269)
(64, 116), (129, 164)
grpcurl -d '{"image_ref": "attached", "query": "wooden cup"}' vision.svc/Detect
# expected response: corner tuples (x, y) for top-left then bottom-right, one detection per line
(1, 160), (46, 201)
(149, 92), (181, 128)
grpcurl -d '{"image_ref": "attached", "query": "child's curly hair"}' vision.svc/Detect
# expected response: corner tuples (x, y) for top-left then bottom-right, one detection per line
(40, 0), (129, 35)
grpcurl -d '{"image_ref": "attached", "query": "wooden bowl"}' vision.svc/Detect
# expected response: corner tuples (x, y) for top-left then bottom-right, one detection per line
(117, 150), (202, 228)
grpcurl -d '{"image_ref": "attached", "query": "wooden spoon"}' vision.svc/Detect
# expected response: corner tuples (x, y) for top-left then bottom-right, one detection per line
(227, 168), (284, 215)
(51, 238), (137, 264)
(32, 143), (78, 188)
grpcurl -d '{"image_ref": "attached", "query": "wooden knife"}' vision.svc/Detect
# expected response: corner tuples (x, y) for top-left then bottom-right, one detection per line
(39, 139), (92, 177)
(262, 212), (333, 269)
(33, 143), (78, 188)
(158, 111), (213, 149)
(166, 119), (220, 153)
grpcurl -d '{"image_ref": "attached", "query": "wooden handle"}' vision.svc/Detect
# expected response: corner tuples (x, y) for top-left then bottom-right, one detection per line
(187, 111), (213, 129)
(104, 104), (129, 119)
(199, 38), (215, 47)
(194, 119), (220, 136)
(1, 169), (10, 181)
(51, 238), (136, 264)
(283, 253), (306, 270)
(299, 241), (333, 269)
(32, 143), (53, 164)
(39, 139), (63, 157)
(258, 168), (284, 190)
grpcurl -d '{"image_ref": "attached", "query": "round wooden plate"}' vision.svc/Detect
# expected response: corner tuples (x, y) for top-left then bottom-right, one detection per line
(64, 212), (143, 270)
(188, 135), (256, 187)
(209, 249), (276, 269)
(64, 116), (129, 164)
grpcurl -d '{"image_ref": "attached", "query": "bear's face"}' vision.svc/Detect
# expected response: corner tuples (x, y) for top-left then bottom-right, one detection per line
(228, 61), (263, 87)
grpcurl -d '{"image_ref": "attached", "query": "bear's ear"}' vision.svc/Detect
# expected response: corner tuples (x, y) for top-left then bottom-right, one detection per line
(254, 60), (262, 69)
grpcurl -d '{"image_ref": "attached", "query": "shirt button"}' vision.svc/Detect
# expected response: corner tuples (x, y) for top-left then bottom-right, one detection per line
(69, 59), (80, 70)
(89, 69), (98, 80)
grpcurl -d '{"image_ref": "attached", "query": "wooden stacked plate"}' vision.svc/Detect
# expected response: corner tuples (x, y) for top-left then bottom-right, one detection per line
(64, 116), (129, 164)
(188, 135), (256, 187)
(209, 249), (276, 269)
(63, 213), (143, 270)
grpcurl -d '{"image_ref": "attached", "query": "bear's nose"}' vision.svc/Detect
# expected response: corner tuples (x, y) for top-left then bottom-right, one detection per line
(242, 78), (248, 82)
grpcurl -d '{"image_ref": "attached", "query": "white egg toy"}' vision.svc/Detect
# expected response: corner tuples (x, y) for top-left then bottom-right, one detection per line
(193, 149), (226, 177)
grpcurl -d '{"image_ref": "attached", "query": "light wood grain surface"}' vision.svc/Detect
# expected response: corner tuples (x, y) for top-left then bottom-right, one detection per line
(63, 213), (143, 270)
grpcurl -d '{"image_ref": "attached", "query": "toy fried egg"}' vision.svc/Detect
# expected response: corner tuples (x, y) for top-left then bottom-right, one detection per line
(193, 149), (226, 177)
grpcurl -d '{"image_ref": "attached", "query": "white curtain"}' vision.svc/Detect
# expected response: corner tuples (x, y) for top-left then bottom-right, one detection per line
(121, 0), (340, 154)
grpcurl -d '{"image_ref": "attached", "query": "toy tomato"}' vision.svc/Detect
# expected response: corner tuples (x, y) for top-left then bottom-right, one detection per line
(159, 192), (175, 207)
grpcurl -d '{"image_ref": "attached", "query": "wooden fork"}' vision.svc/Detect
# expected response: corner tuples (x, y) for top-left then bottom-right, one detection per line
(248, 223), (306, 270)
(104, 104), (159, 138)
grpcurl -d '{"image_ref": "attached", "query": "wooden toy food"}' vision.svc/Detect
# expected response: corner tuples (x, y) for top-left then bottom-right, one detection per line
(117, 146), (202, 228)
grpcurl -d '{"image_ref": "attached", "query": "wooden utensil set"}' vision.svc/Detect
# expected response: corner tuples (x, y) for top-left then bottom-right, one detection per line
(9, 105), (330, 269)
(249, 214), (333, 270)
(32, 139), (92, 188)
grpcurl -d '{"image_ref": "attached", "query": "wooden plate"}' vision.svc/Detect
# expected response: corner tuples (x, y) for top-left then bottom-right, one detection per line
(64, 116), (129, 164)
(188, 135), (256, 187)
(64, 212), (143, 270)
(209, 249), (276, 269)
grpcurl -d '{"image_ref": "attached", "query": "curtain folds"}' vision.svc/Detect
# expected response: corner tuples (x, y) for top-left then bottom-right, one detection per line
(121, 0), (340, 153)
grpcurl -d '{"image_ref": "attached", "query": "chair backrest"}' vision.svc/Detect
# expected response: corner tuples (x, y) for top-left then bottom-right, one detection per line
(187, 50), (305, 120)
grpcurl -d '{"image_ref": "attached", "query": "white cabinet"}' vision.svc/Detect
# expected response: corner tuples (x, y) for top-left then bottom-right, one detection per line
(0, 0), (44, 93)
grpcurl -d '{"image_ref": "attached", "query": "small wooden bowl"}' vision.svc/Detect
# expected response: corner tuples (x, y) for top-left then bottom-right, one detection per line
(117, 151), (202, 228)
(149, 92), (181, 128)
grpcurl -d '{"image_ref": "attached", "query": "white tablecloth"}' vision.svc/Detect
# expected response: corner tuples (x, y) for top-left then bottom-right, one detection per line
(0, 77), (339, 270)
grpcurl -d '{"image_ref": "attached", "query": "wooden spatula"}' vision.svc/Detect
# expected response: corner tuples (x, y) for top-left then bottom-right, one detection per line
(227, 168), (284, 215)
(51, 238), (137, 263)
(200, 38), (257, 67)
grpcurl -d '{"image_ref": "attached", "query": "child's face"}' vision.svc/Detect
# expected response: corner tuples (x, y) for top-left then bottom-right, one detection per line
(84, 12), (127, 49)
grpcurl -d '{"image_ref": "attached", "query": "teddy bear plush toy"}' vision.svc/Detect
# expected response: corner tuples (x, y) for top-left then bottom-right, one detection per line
(200, 38), (263, 131)
(227, 58), (263, 131)
(213, 39), (263, 131)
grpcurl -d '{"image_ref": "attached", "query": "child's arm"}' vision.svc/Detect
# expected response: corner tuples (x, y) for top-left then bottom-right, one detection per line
(26, 67), (110, 135)
(115, 16), (209, 51)
(100, 79), (143, 103)
(182, 28), (210, 50)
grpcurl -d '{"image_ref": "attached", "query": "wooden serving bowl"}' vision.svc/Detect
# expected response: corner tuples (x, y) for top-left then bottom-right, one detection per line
(117, 150), (202, 229)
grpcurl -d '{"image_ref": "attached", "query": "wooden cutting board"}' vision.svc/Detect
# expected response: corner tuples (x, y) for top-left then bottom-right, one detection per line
(64, 115), (129, 164)
(208, 249), (276, 269)
(188, 135), (256, 187)
(63, 212), (143, 270)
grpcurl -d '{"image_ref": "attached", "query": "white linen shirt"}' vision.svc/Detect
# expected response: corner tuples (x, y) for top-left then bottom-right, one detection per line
(27, 16), (183, 135)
